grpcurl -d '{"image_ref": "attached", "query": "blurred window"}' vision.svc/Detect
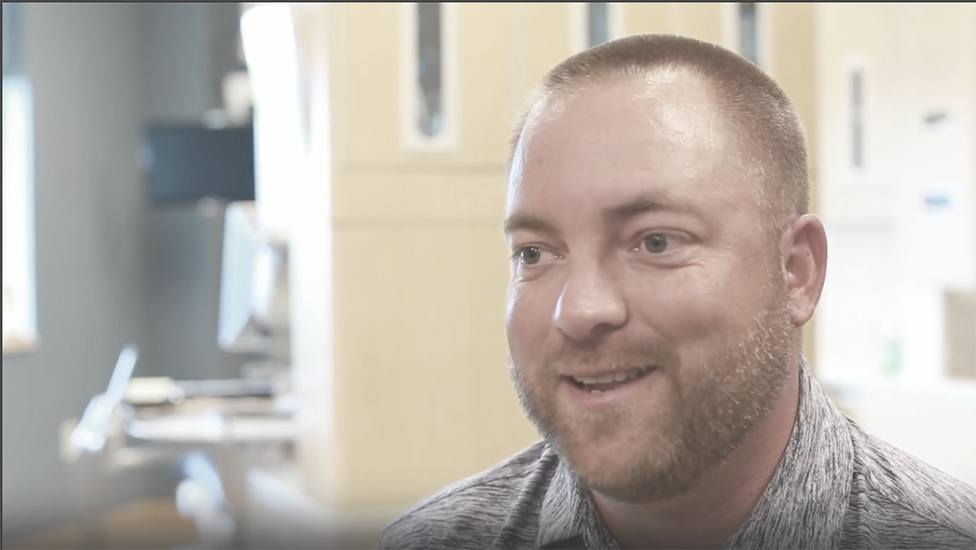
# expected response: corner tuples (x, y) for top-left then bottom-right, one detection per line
(738, 3), (759, 65)
(587, 3), (610, 48)
(574, 3), (618, 53)
(2, 2), (38, 354)
(401, 2), (454, 150)
(416, 2), (442, 138)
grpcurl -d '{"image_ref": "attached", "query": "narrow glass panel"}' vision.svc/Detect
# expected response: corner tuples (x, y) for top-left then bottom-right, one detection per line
(738, 3), (759, 65)
(851, 69), (864, 169)
(417, 3), (443, 138)
(3, 3), (22, 75)
(587, 3), (610, 48)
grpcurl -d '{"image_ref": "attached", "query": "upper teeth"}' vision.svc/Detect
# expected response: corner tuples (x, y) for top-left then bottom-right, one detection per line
(573, 366), (651, 385)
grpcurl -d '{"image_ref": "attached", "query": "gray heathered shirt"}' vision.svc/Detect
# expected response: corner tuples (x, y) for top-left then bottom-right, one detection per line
(379, 360), (976, 549)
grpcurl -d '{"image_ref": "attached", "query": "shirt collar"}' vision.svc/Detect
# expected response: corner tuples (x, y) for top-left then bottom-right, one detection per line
(536, 448), (618, 549)
(535, 355), (854, 549)
(724, 355), (854, 548)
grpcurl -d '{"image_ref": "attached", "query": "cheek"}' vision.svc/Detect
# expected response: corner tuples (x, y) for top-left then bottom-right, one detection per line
(627, 266), (762, 344)
(506, 281), (558, 359)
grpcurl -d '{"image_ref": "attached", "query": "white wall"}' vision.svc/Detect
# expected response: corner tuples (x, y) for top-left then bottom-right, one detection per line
(815, 3), (976, 488)
(816, 3), (976, 382)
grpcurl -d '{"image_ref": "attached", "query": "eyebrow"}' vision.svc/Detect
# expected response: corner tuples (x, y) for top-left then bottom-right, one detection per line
(604, 194), (699, 224)
(503, 213), (557, 235)
(504, 193), (699, 235)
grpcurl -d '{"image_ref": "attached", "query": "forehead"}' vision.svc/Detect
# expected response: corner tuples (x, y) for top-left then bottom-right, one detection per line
(508, 70), (754, 220)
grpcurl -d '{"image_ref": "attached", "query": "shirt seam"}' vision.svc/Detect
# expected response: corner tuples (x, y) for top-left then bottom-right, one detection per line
(847, 420), (975, 542)
(871, 492), (976, 542)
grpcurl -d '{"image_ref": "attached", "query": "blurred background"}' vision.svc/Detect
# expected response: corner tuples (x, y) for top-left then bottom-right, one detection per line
(2, 3), (974, 548)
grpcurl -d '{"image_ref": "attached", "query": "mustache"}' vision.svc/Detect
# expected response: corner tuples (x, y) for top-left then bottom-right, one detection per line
(539, 339), (682, 372)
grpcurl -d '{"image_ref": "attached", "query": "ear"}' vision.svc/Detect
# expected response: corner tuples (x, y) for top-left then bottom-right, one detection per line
(780, 214), (828, 327)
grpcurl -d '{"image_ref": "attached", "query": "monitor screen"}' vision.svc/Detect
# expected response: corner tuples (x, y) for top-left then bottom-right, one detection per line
(144, 124), (255, 203)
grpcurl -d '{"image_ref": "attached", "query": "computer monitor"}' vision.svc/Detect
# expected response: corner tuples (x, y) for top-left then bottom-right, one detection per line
(217, 202), (289, 360)
(144, 125), (255, 204)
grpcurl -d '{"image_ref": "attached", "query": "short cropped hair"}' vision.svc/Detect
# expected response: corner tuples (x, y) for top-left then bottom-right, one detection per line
(509, 34), (809, 234)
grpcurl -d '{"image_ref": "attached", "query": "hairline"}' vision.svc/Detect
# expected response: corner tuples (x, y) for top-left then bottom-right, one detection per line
(510, 69), (795, 237)
(507, 41), (809, 238)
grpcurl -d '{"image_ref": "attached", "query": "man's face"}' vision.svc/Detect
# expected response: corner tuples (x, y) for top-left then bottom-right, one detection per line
(504, 71), (795, 502)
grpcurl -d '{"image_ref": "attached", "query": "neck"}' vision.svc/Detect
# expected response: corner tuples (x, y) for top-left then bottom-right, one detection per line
(593, 362), (801, 549)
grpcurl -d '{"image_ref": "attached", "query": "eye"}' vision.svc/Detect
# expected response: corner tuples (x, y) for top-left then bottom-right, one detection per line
(642, 233), (669, 254)
(516, 246), (544, 265)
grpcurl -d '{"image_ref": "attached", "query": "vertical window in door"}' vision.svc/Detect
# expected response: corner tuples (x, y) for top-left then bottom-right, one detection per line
(738, 3), (759, 66)
(416, 2), (442, 138)
(401, 3), (455, 150)
(587, 3), (610, 48)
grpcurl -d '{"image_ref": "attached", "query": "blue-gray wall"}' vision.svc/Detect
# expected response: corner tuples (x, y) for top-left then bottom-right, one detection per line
(2, 2), (244, 542)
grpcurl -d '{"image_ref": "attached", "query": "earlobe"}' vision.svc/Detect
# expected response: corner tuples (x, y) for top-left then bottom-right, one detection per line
(782, 214), (828, 327)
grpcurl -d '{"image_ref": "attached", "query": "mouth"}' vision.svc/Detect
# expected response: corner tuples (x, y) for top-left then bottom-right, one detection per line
(565, 365), (656, 393)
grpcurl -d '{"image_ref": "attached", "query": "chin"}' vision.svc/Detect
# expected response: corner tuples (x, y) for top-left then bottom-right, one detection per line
(579, 454), (706, 503)
(575, 455), (647, 497)
(555, 423), (685, 501)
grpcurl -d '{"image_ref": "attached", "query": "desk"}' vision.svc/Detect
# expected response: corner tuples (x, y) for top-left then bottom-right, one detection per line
(64, 390), (297, 548)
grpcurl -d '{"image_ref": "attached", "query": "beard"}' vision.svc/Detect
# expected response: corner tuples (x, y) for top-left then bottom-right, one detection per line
(508, 277), (795, 503)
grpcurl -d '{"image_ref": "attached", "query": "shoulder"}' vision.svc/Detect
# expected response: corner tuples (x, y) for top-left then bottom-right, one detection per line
(845, 420), (976, 547)
(378, 441), (555, 550)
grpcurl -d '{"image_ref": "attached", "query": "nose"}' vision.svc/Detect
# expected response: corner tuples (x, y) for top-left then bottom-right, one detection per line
(553, 264), (628, 342)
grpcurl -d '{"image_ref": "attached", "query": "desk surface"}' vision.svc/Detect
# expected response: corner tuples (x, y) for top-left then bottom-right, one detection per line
(126, 411), (296, 444)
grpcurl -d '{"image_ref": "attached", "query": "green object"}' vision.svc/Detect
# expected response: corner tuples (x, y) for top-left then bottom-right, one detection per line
(880, 338), (902, 378)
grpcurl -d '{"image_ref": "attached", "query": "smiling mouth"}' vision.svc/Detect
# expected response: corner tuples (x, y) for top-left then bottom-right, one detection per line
(568, 365), (655, 393)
